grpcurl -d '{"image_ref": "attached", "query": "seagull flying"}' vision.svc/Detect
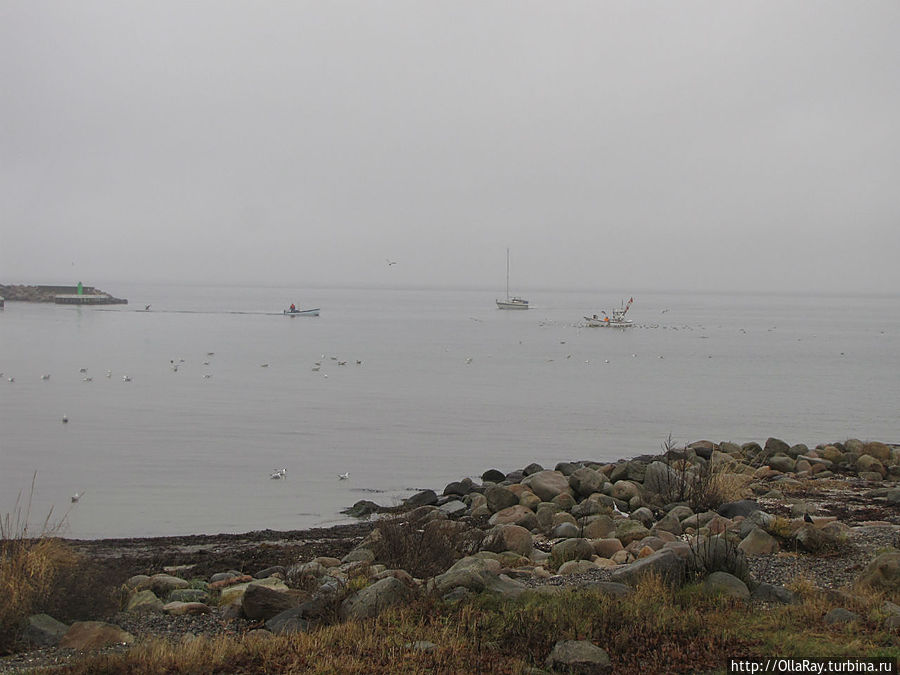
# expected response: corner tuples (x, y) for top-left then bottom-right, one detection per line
(386, 258), (397, 266)
(338, 472), (350, 480)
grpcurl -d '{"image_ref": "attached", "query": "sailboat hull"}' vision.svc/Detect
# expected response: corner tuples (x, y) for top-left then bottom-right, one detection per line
(496, 298), (529, 310)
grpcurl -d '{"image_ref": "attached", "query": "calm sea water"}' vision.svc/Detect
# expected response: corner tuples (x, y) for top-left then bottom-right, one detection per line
(1, 284), (898, 538)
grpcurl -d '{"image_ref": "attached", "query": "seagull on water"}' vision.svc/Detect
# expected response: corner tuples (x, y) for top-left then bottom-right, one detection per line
(145, 304), (151, 311)
(123, 375), (132, 382)
(270, 468), (287, 480)
(71, 491), (83, 503)
(62, 415), (68, 423)
(41, 374), (51, 380)
(338, 472), (350, 480)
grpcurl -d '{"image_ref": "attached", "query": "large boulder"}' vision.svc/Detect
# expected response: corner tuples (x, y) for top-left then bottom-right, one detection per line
(569, 467), (606, 499)
(857, 552), (900, 591)
(644, 461), (681, 498)
(242, 583), (302, 621)
(141, 573), (190, 597)
(339, 577), (416, 621)
(611, 480), (640, 502)
(484, 486), (519, 513)
(739, 527), (779, 555)
(611, 549), (686, 586)
(615, 519), (650, 546)
(23, 614), (69, 647)
(489, 504), (538, 530)
(126, 590), (164, 614)
(702, 571), (750, 600)
(523, 470), (572, 502)
(545, 640), (611, 674)
(550, 538), (594, 567)
(433, 556), (500, 595)
(480, 524), (533, 557)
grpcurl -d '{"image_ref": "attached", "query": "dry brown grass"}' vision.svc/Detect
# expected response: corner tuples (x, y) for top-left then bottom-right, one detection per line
(0, 474), (77, 653)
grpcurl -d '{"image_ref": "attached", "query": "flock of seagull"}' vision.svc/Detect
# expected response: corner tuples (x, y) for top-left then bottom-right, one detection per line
(270, 467), (349, 481)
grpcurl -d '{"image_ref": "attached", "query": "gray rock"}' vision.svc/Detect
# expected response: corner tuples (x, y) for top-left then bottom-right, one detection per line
(551, 522), (580, 539)
(524, 470), (572, 502)
(481, 469), (506, 483)
(405, 489), (438, 507)
(163, 601), (211, 616)
(628, 507), (654, 527)
(558, 560), (599, 575)
(439, 499), (469, 517)
(751, 583), (799, 605)
(569, 467), (606, 499)
(127, 589), (164, 614)
(340, 576), (416, 621)
(767, 455), (796, 473)
(551, 538), (594, 566)
(23, 614), (69, 647)
(611, 549), (686, 586)
(254, 566), (286, 579)
(717, 500), (760, 519)
(489, 504), (537, 529)
(167, 588), (210, 603)
(342, 500), (381, 518)
(483, 573), (527, 598)
(689, 535), (749, 581)
(522, 462), (545, 476)
(824, 608), (860, 624)
(856, 552), (900, 591)
(485, 485), (520, 513)
(764, 437), (791, 456)
(242, 583), (301, 621)
(614, 519), (650, 545)
(341, 547), (375, 564)
(702, 571), (750, 600)
(266, 607), (312, 635)
(545, 640), (611, 674)
(571, 499), (608, 519)
(145, 573), (190, 597)
(443, 477), (473, 496)
(738, 527), (779, 555)
(554, 461), (580, 476)
(643, 461), (681, 498)
(481, 524), (533, 557)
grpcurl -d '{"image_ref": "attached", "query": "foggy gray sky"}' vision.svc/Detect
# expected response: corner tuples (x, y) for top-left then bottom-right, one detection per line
(2, 2), (899, 293)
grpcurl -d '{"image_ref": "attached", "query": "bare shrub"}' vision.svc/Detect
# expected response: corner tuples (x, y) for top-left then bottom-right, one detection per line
(371, 517), (466, 579)
(658, 436), (747, 512)
(687, 531), (748, 583)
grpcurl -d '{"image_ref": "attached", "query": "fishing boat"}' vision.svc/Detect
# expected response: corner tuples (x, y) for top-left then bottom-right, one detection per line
(496, 249), (529, 310)
(585, 297), (634, 327)
(283, 308), (320, 317)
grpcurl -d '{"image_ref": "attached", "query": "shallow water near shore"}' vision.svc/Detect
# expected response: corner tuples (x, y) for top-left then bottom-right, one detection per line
(1, 284), (898, 538)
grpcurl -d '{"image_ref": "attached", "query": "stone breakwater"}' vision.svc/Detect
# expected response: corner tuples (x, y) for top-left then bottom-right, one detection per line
(0, 284), (124, 303)
(10, 437), (900, 672)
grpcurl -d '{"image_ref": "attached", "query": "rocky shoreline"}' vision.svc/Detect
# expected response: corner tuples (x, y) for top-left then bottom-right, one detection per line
(4, 437), (900, 673)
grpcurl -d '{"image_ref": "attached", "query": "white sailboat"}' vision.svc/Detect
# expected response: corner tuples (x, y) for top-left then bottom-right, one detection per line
(496, 249), (529, 310)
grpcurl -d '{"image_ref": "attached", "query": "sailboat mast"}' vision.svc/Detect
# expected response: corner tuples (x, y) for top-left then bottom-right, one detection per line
(506, 248), (510, 300)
